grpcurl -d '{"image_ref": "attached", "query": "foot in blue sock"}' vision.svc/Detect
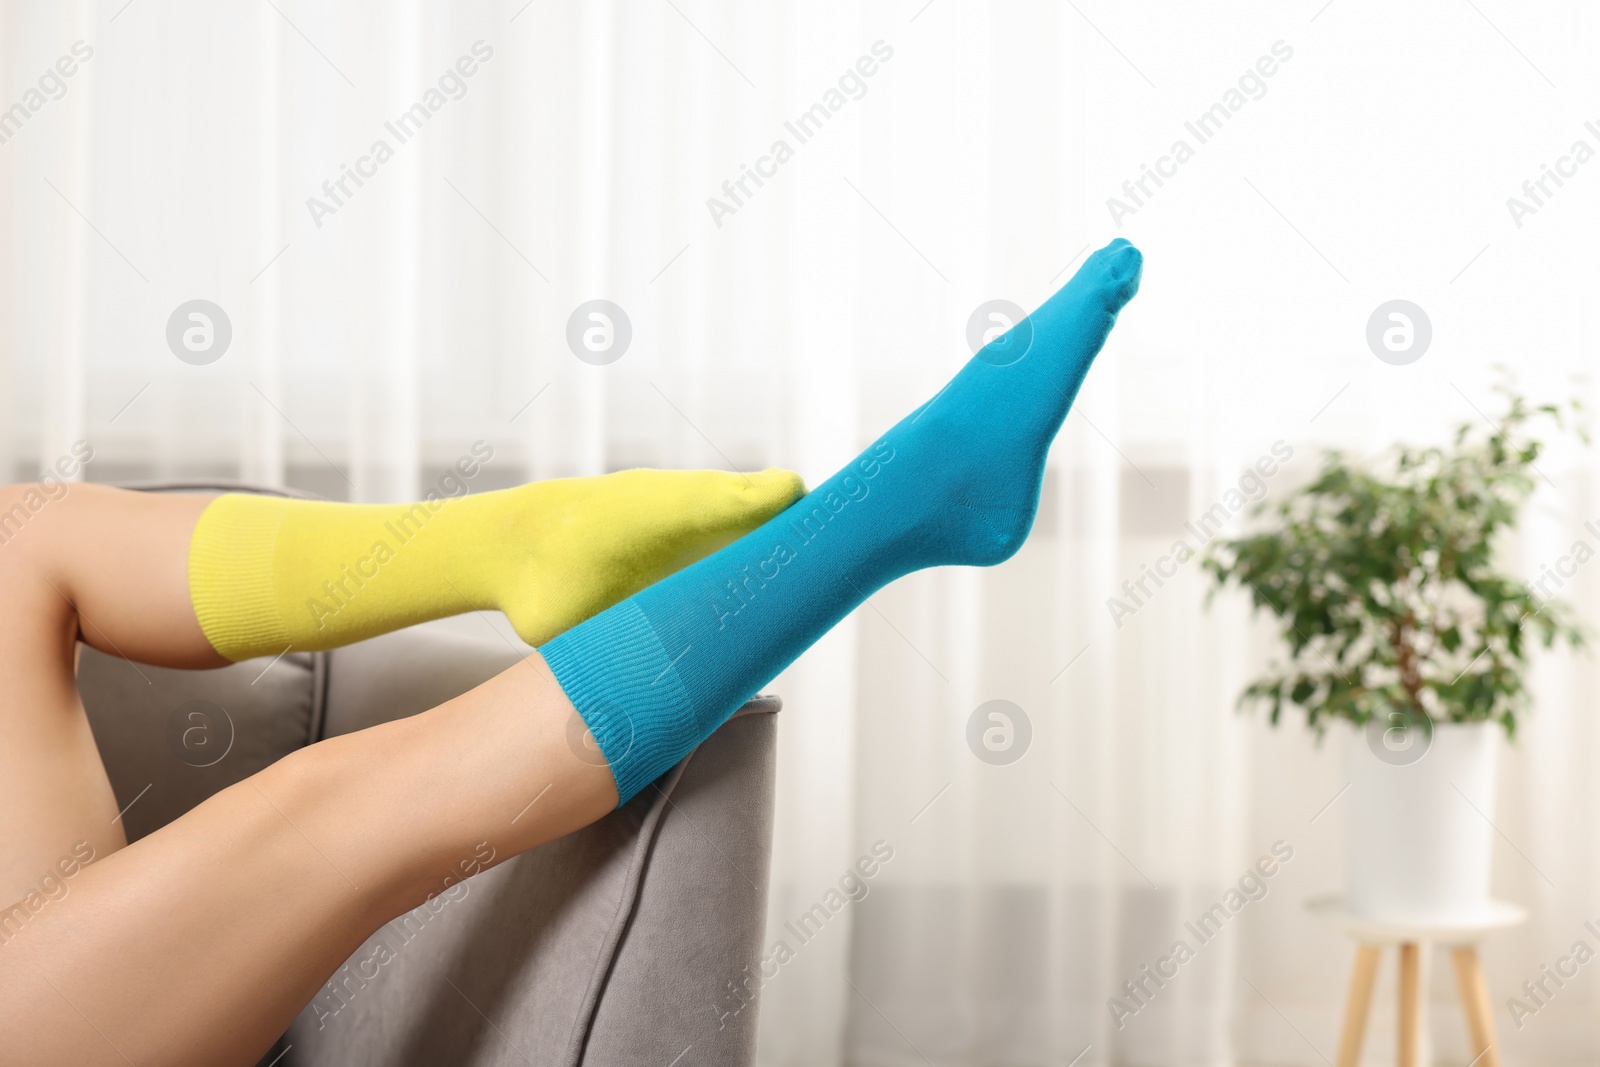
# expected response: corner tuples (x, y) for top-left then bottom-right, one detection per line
(542, 238), (1143, 803)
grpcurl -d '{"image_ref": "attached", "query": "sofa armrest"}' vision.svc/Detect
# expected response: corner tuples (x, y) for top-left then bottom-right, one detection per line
(276, 625), (779, 1067)
(580, 704), (777, 1066)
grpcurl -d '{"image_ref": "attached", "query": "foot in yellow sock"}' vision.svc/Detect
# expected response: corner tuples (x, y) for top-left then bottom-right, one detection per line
(187, 469), (806, 660)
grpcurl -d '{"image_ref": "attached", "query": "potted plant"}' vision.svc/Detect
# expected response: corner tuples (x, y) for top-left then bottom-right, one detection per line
(1204, 387), (1586, 923)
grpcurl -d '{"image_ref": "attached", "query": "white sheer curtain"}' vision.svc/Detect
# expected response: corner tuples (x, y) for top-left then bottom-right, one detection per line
(4, 1), (1600, 1063)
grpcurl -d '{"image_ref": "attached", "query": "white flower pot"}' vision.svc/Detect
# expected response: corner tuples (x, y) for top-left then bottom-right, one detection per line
(1345, 719), (1498, 924)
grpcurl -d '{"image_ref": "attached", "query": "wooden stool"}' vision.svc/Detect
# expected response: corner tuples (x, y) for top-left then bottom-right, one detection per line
(1306, 896), (1527, 1067)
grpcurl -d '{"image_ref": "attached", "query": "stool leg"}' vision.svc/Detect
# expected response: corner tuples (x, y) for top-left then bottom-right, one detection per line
(1336, 943), (1382, 1067)
(1399, 942), (1421, 1067)
(1451, 946), (1500, 1067)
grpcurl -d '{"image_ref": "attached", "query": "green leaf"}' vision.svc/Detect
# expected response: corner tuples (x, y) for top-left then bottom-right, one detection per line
(1203, 377), (1588, 741)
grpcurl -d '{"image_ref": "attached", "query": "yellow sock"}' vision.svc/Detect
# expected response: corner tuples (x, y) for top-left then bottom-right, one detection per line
(187, 468), (805, 661)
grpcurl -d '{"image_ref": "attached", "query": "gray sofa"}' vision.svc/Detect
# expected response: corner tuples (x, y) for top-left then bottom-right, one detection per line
(77, 482), (779, 1067)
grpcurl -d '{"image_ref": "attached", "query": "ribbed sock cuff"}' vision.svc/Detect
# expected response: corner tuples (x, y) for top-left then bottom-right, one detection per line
(187, 494), (294, 661)
(539, 600), (699, 805)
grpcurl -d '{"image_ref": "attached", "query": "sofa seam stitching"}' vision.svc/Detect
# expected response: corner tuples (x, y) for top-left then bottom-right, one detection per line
(562, 753), (695, 1067)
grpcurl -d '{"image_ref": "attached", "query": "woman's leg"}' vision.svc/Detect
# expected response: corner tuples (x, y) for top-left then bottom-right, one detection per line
(1, 237), (1139, 1066)
(0, 472), (799, 904)
(188, 468), (804, 660)
(540, 238), (1142, 803)
(1, 649), (612, 1067)
(0, 484), (223, 907)
(0, 482), (615, 1066)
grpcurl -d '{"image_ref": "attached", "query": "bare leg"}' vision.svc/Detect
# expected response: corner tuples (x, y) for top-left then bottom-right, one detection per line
(0, 484), (222, 902)
(2, 656), (612, 1067)
(0, 483), (617, 1066)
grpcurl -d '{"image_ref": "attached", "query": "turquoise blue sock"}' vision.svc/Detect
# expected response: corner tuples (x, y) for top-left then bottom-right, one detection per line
(540, 238), (1143, 803)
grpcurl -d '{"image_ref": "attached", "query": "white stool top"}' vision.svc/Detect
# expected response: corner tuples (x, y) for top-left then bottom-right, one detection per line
(1305, 894), (1528, 945)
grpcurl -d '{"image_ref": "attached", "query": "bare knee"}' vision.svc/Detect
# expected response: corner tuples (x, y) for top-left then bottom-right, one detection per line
(0, 483), (92, 630)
